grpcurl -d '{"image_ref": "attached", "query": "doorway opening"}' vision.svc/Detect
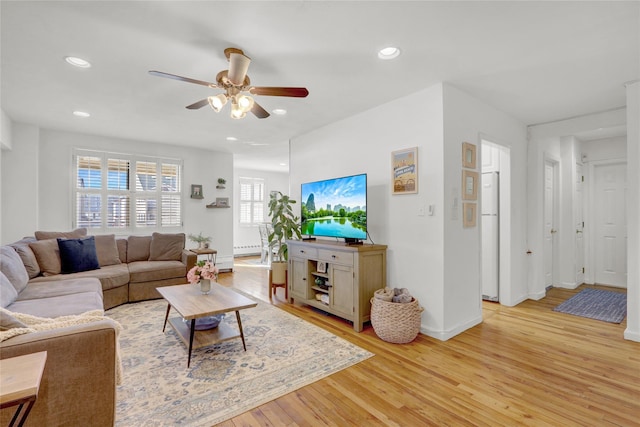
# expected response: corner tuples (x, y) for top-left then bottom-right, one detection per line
(480, 138), (511, 303)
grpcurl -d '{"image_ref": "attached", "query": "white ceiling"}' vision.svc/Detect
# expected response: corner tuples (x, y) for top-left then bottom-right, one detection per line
(2, 1), (638, 171)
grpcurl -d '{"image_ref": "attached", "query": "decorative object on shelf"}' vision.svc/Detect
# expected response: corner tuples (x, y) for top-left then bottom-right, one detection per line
(183, 313), (225, 330)
(462, 170), (478, 200)
(215, 197), (229, 207)
(187, 260), (219, 295)
(462, 142), (477, 169)
(314, 277), (325, 286)
(188, 232), (212, 249)
(462, 202), (477, 228)
(190, 184), (204, 199)
(317, 261), (327, 274)
(216, 178), (227, 189)
(392, 147), (418, 195)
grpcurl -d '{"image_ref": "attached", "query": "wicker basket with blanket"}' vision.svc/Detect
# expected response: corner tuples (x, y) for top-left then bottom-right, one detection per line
(370, 288), (423, 344)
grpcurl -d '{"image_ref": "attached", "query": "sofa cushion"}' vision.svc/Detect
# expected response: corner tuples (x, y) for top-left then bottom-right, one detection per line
(9, 242), (41, 279)
(29, 264), (129, 292)
(0, 246), (29, 293)
(149, 232), (185, 261)
(58, 237), (101, 274)
(34, 228), (87, 240)
(116, 238), (127, 263)
(94, 235), (121, 267)
(0, 310), (27, 331)
(128, 260), (186, 283)
(29, 239), (61, 276)
(0, 272), (18, 308)
(8, 292), (104, 318)
(16, 277), (103, 301)
(127, 236), (151, 262)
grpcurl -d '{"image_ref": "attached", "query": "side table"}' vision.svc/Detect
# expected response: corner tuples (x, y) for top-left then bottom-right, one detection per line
(190, 248), (217, 265)
(0, 351), (47, 427)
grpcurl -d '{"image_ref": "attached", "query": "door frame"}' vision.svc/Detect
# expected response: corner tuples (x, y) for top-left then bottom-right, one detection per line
(543, 155), (560, 289)
(586, 158), (627, 286)
(480, 136), (511, 305)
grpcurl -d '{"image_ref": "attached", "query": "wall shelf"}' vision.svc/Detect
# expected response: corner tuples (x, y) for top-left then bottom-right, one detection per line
(206, 204), (230, 209)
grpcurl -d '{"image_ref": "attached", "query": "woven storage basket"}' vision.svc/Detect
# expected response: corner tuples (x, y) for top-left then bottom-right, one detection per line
(370, 297), (423, 344)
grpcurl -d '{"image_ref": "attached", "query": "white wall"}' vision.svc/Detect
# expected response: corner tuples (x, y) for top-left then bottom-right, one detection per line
(290, 82), (528, 340)
(1, 126), (235, 270)
(581, 136), (626, 162)
(442, 84), (529, 319)
(233, 167), (289, 256)
(625, 81), (639, 342)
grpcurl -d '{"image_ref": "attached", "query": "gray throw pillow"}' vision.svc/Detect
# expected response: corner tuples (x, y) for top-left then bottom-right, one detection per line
(0, 272), (18, 308)
(0, 246), (29, 293)
(149, 233), (185, 261)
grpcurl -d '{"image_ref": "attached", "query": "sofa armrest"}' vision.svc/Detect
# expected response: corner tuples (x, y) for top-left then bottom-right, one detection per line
(0, 319), (119, 427)
(182, 249), (197, 272)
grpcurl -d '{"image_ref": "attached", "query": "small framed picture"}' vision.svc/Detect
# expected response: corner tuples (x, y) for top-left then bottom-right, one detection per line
(191, 184), (203, 199)
(317, 261), (327, 274)
(462, 142), (477, 169)
(392, 147), (418, 195)
(463, 203), (477, 228)
(215, 197), (229, 207)
(461, 170), (479, 200)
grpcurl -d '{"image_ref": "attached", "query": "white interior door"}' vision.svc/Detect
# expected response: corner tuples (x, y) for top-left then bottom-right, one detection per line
(593, 162), (627, 287)
(575, 163), (585, 285)
(543, 160), (557, 288)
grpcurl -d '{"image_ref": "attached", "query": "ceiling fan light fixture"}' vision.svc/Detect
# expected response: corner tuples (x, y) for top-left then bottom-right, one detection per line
(208, 94), (227, 112)
(230, 100), (246, 119)
(236, 94), (255, 113)
(378, 46), (400, 60)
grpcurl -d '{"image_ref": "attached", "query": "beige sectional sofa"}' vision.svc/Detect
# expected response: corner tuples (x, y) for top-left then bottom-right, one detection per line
(0, 229), (197, 426)
(9, 229), (197, 309)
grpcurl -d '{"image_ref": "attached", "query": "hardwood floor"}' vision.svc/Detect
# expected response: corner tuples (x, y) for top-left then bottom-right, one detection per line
(216, 257), (639, 427)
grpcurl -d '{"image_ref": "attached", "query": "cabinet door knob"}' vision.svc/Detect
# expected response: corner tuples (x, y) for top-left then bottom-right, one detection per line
(332, 255), (336, 259)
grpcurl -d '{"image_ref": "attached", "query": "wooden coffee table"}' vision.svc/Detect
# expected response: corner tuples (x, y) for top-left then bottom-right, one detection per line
(157, 283), (257, 367)
(0, 351), (47, 427)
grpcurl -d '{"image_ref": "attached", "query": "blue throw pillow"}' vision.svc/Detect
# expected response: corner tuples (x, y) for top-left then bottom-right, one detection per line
(57, 236), (100, 274)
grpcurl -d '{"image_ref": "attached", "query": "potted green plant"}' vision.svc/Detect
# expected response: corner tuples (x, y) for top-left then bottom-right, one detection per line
(216, 178), (226, 189)
(267, 191), (301, 285)
(188, 232), (211, 249)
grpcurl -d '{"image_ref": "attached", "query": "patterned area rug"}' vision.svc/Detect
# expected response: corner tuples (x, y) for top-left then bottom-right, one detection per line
(553, 288), (627, 323)
(107, 293), (373, 426)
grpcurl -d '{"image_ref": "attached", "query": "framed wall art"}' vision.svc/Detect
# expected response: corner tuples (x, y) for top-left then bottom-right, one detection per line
(392, 147), (418, 195)
(215, 197), (229, 207)
(190, 184), (203, 199)
(461, 170), (479, 200)
(462, 142), (477, 169)
(462, 203), (477, 228)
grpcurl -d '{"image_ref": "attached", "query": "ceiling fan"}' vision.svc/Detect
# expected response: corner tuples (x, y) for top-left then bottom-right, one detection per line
(149, 47), (309, 119)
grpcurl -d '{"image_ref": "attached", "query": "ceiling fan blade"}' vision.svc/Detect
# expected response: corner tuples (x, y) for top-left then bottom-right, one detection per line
(149, 70), (217, 88)
(249, 86), (309, 97)
(251, 101), (270, 119)
(227, 53), (251, 86)
(186, 99), (209, 110)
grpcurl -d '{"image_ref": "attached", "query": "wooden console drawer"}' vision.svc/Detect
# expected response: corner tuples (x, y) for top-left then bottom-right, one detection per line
(318, 249), (354, 266)
(289, 245), (318, 259)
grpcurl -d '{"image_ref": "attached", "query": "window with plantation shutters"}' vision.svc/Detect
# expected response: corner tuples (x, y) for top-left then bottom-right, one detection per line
(74, 149), (182, 232)
(239, 177), (265, 225)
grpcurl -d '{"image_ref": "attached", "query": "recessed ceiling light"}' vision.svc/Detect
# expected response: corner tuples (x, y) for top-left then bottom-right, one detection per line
(272, 109), (287, 115)
(226, 136), (238, 141)
(65, 56), (91, 68)
(249, 143), (269, 146)
(73, 111), (91, 118)
(279, 163), (287, 166)
(378, 46), (401, 60)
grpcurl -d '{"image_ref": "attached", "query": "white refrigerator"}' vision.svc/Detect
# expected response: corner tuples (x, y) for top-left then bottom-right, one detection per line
(482, 171), (499, 301)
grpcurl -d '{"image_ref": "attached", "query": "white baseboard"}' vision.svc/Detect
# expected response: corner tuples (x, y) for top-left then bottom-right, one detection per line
(420, 315), (482, 341)
(527, 290), (546, 301)
(555, 281), (580, 289)
(624, 328), (640, 342)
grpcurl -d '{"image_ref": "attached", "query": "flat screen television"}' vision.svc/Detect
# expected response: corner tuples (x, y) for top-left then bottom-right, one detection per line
(300, 173), (367, 243)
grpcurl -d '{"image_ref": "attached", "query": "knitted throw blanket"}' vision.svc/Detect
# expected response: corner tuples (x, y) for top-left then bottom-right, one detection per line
(0, 307), (123, 385)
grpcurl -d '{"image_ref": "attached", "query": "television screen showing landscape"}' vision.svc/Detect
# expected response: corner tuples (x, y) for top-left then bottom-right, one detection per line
(301, 174), (367, 240)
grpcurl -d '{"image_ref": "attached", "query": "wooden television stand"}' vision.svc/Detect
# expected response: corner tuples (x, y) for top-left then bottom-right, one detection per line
(286, 239), (387, 332)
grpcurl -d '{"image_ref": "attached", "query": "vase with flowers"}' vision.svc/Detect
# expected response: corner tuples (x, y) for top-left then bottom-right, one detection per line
(187, 260), (219, 295)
